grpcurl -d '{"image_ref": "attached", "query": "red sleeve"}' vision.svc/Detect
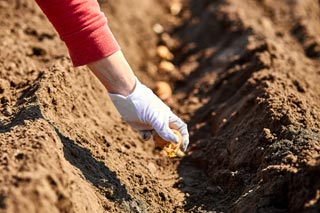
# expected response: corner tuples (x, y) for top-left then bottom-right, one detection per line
(35, 0), (120, 66)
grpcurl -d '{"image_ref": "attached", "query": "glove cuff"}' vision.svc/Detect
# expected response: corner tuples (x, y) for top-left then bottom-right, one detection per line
(108, 77), (148, 100)
(108, 77), (153, 130)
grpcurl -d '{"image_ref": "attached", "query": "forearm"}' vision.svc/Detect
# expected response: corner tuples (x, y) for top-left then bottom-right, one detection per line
(87, 50), (136, 96)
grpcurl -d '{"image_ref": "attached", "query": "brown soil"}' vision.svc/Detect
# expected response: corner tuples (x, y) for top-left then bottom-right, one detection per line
(0, 0), (319, 212)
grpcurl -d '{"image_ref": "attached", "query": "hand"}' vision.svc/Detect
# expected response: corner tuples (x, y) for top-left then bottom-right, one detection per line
(109, 78), (189, 151)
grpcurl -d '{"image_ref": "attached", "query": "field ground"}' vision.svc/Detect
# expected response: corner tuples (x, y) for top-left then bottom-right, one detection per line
(0, 0), (319, 212)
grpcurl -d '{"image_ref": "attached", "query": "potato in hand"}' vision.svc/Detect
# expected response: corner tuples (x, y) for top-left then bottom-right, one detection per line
(154, 129), (185, 158)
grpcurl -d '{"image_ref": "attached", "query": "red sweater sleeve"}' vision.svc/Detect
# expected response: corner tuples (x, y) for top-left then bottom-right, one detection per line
(35, 0), (120, 66)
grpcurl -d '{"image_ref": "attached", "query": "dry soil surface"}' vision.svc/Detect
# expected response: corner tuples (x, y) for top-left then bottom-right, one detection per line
(0, 0), (319, 212)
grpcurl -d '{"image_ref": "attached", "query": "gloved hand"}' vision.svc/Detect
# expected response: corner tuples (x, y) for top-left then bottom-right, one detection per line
(109, 78), (189, 151)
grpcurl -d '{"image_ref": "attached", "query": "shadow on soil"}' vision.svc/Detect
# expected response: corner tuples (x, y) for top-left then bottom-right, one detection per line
(172, 0), (247, 211)
(56, 128), (132, 203)
(0, 95), (132, 206)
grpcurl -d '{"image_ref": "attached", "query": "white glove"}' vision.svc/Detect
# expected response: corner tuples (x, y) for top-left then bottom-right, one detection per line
(109, 78), (189, 151)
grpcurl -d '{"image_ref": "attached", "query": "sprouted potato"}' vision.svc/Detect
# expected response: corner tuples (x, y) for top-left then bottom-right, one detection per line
(154, 129), (185, 158)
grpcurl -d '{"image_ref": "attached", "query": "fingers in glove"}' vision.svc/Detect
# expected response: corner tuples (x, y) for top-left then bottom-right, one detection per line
(169, 115), (189, 151)
(139, 130), (152, 141)
(151, 114), (179, 144)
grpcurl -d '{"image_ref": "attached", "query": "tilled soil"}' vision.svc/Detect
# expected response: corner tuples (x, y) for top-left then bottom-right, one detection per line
(0, 0), (319, 212)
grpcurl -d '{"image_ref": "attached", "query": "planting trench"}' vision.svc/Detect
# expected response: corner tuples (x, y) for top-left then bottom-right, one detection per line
(0, 0), (320, 212)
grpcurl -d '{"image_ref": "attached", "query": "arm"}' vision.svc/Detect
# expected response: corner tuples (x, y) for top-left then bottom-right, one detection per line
(87, 50), (136, 96)
(35, 0), (120, 66)
(35, 0), (189, 150)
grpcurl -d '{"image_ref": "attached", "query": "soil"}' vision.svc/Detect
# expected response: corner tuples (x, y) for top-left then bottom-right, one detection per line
(0, 0), (319, 212)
